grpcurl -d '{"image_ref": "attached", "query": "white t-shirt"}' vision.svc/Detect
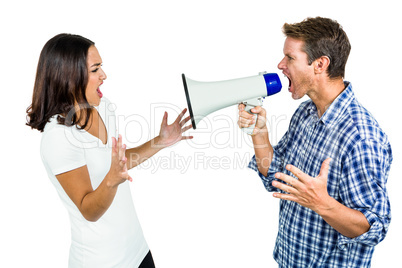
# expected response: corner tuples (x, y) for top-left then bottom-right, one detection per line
(40, 98), (149, 268)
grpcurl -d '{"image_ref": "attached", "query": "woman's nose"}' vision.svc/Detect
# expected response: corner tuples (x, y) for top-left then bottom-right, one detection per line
(100, 68), (107, 80)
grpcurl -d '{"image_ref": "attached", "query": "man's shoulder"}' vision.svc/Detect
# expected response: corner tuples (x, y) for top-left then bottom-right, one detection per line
(345, 98), (387, 142)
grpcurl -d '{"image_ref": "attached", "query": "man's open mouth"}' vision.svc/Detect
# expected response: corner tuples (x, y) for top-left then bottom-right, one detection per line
(284, 74), (291, 91)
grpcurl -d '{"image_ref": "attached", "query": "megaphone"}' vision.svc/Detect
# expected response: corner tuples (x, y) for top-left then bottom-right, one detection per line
(182, 72), (282, 135)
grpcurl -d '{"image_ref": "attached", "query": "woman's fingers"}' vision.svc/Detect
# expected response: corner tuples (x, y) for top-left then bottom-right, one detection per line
(117, 134), (125, 161)
(175, 108), (187, 123)
(181, 124), (193, 133)
(114, 134), (128, 168)
(109, 135), (132, 184)
(179, 115), (191, 127)
(112, 137), (117, 154)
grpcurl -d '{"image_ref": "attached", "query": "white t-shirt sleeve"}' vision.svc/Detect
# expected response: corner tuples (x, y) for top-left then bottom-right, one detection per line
(41, 127), (86, 175)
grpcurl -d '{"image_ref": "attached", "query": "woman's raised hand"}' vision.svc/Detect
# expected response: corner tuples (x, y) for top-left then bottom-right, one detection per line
(158, 108), (193, 148)
(106, 134), (132, 187)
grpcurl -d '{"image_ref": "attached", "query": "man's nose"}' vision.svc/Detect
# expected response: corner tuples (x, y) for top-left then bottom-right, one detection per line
(277, 57), (286, 70)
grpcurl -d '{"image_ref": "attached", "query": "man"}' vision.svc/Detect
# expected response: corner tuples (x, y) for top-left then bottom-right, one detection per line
(238, 17), (392, 267)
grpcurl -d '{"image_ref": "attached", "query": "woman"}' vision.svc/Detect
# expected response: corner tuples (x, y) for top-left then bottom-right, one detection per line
(26, 33), (192, 267)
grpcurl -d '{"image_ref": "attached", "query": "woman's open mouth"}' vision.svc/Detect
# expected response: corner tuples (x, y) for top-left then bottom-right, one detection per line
(97, 82), (104, 98)
(97, 87), (103, 98)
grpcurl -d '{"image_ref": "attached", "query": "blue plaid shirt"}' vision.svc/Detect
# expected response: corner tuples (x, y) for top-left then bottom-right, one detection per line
(248, 82), (392, 268)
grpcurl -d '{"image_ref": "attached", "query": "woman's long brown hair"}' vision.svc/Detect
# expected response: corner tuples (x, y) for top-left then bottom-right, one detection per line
(26, 33), (95, 132)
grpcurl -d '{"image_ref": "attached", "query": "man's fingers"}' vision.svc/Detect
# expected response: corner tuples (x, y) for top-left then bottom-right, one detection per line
(239, 110), (255, 120)
(275, 172), (301, 189)
(238, 120), (254, 129)
(272, 180), (297, 194)
(238, 113), (255, 128)
(249, 106), (266, 116)
(250, 106), (261, 113)
(318, 158), (332, 178)
(272, 192), (297, 202)
(238, 116), (254, 124)
(286, 164), (310, 182)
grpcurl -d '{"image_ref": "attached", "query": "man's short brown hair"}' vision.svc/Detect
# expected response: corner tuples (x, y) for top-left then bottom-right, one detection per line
(283, 17), (351, 79)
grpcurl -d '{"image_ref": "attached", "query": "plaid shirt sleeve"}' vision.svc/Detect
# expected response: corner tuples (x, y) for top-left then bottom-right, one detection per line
(337, 138), (393, 249)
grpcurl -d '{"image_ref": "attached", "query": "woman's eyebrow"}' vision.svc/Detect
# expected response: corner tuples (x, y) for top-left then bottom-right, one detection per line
(90, 63), (102, 68)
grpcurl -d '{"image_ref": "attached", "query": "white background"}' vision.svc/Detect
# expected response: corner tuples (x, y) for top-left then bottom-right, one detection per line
(1, 0), (400, 267)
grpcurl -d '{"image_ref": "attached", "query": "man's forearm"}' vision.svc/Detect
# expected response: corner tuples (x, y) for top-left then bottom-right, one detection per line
(317, 197), (371, 238)
(252, 126), (274, 177)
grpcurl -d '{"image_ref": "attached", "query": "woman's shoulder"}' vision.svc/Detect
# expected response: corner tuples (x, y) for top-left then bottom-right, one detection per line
(42, 116), (64, 135)
(41, 116), (84, 149)
(40, 117), (87, 174)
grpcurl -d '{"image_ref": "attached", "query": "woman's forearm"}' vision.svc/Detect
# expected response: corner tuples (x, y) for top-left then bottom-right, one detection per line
(125, 136), (165, 170)
(124, 109), (192, 170)
(78, 174), (119, 222)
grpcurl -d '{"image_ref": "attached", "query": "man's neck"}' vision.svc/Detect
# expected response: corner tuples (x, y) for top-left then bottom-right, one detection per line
(309, 78), (345, 118)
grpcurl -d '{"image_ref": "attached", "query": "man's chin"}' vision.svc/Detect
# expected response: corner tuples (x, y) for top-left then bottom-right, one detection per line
(291, 92), (303, 100)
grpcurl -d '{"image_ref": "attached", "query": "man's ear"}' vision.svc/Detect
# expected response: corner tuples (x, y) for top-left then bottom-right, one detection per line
(313, 56), (330, 74)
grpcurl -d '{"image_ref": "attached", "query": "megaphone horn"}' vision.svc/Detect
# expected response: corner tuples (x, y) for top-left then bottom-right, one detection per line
(182, 72), (282, 135)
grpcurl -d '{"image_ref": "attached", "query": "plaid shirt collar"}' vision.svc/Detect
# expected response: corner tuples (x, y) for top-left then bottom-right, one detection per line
(306, 81), (354, 128)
